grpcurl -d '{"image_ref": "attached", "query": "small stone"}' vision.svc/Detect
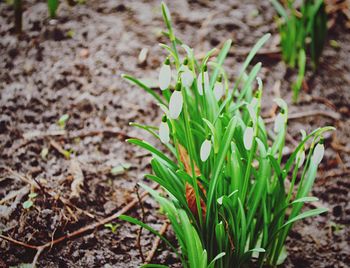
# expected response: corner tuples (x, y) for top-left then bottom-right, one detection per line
(80, 48), (89, 58)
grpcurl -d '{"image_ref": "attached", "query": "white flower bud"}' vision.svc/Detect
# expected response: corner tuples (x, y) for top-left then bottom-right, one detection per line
(180, 65), (194, 88)
(200, 138), (212, 162)
(169, 90), (183, 119)
(311, 143), (324, 166)
(244, 126), (254, 150)
(214, 80), (224, 100)
(274, 113), (285, 133)
(295, 149), (305, 168)
(159, 61), (171, 91)
(197, 70), (209, 96)
(159, 120), (170, 144)
(247, 104), (257, 124)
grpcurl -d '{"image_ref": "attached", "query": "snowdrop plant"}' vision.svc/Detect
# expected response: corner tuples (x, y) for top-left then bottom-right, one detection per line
(121, 2), (333, 267)
(270, 0), (327, 102)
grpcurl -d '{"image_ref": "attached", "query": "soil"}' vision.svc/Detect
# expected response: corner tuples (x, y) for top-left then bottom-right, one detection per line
(0, 0), (349, 267)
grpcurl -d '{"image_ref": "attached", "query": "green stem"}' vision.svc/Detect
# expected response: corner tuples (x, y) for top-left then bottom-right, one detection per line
(14, 0), (22, 34)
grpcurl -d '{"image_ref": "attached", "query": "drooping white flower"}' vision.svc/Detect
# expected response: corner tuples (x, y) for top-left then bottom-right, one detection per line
(311, 142), (325, 166)
(197, 67), (209, 96)
(159, 117), (170, 144)
(158, 59), (171, 91)
(169, 89), (183, 119)
(200, 138), (212, 162)
(247, 104), (257, 124)
(274, 112), (285, 133)
(295, 149), (305, 168)
(180, 65), (194, 88)
(243, 126), (254, 150)
(213, 79), (224, 100)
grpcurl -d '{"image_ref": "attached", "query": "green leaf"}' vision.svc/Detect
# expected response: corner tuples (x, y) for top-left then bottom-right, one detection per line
(58, 114), (69, 128)
(235, 33), (271, 90)
(22, 200), (33, 209)
(104, 223), (119, 233)
(47, 0), (59, 18)
(209, 39), (232, 88)
(122, 74), (165, 105)
(291, 196), (319, 204)
(270, 0), (288, 20)
(28, 193), (38, 198)
(119, 215), (179, 257)
(208, 252), (226, 268)
(40, 147), (49, 160)
(292, 49), (306, 102)
(277, 245), (288, 265)
(206, 116), (237, 221)
(111, 164), (130, 176)
(127, 139), (177, 169)
(281, 208), (328, 230)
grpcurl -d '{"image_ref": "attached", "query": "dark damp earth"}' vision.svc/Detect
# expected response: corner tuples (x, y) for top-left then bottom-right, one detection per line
(0, 1), (349, 267)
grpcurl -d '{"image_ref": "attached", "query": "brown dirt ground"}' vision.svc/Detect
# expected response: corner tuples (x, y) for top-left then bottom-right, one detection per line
(0, 0), (349, 267)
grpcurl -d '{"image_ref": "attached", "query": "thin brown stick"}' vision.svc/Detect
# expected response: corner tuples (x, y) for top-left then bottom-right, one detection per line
(323, 169), (350, 179)
(23, 127), (133, 141)
(32, 247), (44, 268)
(39, 183), (158, 250)
(135, 185), (146, 263)
(4, 167), (95, 219)
(144, 221), (170, 264)
(49, 139), (70, 158)
(0, 183), (159, 263)
(331, 142), (350, 154)
(7, 128), (135, 156)
(0, 234), (37, 250)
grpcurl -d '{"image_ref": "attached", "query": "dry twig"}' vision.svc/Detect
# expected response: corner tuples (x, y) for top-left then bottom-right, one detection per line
(144, 221), (170, 264)
(135, 185), (146, 263)
(0, 183), (159, 267)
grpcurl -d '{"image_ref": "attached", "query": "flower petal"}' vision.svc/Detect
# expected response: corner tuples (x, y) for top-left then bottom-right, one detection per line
(159, 64), (171, 90)
(311, 143), (324, 166)
(197, 73), (203, 95)
(203, 71), (209, 92)
(247, 104), (257, 124)
(200, 139), (212, 161)
(243, 127), (254, 150)
(181, 66), (194, 88)
(214, 81), (224, 100)
(296, 149), (305, 168)
(197, 71), (209, 95)
(274, 113), (285, 133)
(159, 121), (170, 144)
(169, 90), (183, 119)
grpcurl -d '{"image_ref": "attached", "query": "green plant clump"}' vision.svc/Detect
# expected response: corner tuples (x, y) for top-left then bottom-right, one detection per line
(47, 0), (59, 18)
(11, 0), (60, 33)
(270, 0), (327, 102)
(121, 3), (333, 267)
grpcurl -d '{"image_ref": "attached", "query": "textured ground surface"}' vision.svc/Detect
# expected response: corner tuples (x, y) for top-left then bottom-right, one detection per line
(0, 0), (349, 267)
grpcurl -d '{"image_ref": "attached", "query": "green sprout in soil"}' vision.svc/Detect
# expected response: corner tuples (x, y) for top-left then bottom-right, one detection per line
(104, 223), (119, 234)
(47, 0), (59, 18)
(270, 0), (327, 102)
(10, 0), (60, 33)
(120, 2), (333, 267)
(111, 163), (131, 176)
(58, 113), (69, 129)
(23, 193), (38, 210)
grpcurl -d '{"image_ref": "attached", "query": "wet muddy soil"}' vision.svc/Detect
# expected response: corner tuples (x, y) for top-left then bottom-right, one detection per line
(0, 0), (349, 267)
